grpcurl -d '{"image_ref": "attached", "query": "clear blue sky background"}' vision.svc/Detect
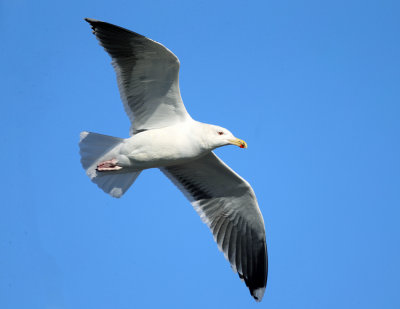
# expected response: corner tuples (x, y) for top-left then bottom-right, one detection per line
(1, 0), (399, 308)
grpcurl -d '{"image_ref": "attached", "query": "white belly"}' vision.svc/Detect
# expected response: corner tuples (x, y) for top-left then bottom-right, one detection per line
(116, 123), (206, 170)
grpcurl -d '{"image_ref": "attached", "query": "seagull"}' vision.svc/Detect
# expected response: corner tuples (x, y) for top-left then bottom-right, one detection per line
(79, 18), (268, 301)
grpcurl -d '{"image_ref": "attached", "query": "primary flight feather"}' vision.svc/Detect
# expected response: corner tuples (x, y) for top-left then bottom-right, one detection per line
(79, 18), (268, 301)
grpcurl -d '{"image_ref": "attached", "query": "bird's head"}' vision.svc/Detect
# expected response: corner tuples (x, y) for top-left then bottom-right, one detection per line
(204, 124), (247, 150)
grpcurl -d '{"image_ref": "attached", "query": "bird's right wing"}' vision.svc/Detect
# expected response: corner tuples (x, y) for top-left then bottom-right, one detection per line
(160, 152), (268, 301)
(85, 18), (190, 135)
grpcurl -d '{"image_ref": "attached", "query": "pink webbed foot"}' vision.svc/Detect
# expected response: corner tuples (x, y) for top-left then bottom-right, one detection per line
(96, 159), (122, 171)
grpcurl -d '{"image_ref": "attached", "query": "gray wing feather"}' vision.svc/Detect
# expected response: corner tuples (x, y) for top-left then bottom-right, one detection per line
(85, 18), (189, 134)
(160, 152), (268, 301)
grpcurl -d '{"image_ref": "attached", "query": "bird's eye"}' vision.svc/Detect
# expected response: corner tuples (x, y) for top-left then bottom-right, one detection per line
(218, 131), (224, 135)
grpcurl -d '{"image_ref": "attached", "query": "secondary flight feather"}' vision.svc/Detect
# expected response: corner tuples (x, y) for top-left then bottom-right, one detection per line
(79, 18), (268, 301)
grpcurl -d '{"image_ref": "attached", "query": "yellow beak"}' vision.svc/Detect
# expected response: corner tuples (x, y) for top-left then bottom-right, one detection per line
(229, 138), (248, 149)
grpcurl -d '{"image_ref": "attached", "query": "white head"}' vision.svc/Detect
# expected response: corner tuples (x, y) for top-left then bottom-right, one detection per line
(202, 124), (247, 150)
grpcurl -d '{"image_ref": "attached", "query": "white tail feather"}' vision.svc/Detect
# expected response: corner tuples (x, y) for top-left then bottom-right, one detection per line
(79, 131), (141, 198)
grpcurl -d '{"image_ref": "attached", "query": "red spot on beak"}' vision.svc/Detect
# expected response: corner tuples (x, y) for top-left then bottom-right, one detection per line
(240, 144), (245, 148)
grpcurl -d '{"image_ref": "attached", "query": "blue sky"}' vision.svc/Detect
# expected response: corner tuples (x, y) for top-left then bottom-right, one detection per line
(1, 0), (400, 308)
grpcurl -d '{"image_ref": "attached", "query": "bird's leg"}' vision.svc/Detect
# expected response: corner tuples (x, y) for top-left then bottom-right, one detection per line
(96, 159), (122, 171)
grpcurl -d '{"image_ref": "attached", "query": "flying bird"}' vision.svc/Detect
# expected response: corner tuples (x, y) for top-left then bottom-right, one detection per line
(79, 18), (268, 301)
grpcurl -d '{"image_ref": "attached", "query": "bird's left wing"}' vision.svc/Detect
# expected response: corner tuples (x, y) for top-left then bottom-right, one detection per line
(160, 152), (268, 301)
(85, 18), (190, 135)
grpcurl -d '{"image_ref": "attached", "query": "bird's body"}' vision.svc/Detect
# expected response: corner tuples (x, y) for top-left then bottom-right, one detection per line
(80, 18), (268, 301)
(98, 120), (235, 171)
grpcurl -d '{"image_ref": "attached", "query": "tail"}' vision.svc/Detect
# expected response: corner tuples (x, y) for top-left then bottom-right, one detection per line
(79, 131), (141, 198)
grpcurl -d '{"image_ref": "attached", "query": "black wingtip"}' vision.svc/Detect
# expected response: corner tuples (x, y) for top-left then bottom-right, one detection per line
(83, 18), (145, 39)
(84, 18), (102, 35)
(84, 17), (97, 23)
(240, 242), (268, 302)
(84, 18), (102, 31)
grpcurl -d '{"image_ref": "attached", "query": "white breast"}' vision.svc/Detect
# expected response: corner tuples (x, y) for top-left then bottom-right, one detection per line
(117, 120), (208, 169)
